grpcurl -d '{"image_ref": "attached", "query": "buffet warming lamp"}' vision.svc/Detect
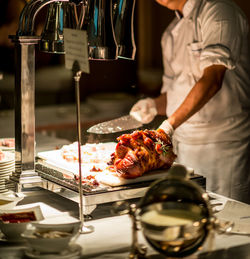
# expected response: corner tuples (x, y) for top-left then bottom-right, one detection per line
(9, 0), (136, 190)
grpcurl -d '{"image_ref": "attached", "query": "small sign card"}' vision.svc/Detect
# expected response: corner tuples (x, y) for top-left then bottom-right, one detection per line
(64, 28), (89, 73)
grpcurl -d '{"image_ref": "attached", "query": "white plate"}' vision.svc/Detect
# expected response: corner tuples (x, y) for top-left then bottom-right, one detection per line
(0, 232), (26, 244)
(0, 172), (12, 178)
(0, 138), (15, 151)
(0, 173), (13, 178)
(0, 186), (7, 189)
(0, 161), (15, 167)
(0, 185), (10, 189)
(0, 167), (14, 173)
(0, 181), (13, 187)
(0, 184), (15, 189)
(0, 189), (11, 194)
(25, 244), (82, 259)
(0, 152), (15, 164)
(0, 162), (15, 168)
(0, 165), (14, 170)
(0, 179), (10, 185)
(0, 168), (14, 173)
(0, 163), (14, 170)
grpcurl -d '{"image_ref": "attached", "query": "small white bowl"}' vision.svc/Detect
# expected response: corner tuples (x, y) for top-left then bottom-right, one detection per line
(31, 221), (81, 235)
(0, 205), (44, 241)
(0, 221), (29, 241)
(21, 221), (81, 254)
(21, 232), (73, 253)
(0, 194), (23, 210)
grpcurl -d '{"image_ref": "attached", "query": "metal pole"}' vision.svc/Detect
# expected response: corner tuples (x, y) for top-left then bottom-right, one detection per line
(9, 36), (42, 190)
(74, 71), (94, 234)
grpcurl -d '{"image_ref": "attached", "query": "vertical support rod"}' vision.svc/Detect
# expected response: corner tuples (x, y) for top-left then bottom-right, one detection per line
(15, 41), (35, 173)
(74, 71), (94, 234)
(74, 71), (84, 224)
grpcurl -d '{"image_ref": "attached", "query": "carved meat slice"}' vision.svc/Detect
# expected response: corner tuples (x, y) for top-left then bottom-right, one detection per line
(108, 129), (176, 179)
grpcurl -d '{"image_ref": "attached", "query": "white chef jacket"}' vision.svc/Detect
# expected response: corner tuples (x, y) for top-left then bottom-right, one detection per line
(160, 0), (250, 202)
(161, 0), (250, 144)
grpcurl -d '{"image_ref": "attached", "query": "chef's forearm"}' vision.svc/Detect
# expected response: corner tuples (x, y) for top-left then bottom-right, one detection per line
(154, 93), (167, 116)
(168, 64), (226, 129)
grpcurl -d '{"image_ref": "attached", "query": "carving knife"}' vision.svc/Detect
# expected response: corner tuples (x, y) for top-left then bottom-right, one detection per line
(87, 114), (143, 134)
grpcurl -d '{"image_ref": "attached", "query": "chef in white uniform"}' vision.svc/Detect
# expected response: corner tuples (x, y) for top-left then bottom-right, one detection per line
(130, 0), (250, 203)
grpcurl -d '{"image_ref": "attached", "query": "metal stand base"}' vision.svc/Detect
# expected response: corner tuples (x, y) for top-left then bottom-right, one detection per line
(80, 224), (95, 234)
(10, 170), (43, 192)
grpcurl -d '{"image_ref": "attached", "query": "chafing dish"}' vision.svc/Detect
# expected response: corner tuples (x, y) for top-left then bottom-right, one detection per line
(113, 164), (232, 258)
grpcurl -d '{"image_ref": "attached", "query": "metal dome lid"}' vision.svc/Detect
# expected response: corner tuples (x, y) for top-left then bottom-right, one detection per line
(112, 164), (233, 258)
(138, 164), (213, 257)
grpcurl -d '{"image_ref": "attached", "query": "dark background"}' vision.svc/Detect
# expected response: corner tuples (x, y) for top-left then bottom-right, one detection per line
(0, 0), (249, 109)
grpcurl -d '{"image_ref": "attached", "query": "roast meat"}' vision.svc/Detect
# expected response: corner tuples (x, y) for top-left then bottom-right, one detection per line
(108, 129), (176, 179)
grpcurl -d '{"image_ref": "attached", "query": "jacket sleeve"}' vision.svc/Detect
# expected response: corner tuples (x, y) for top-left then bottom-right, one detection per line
(199, 1), (248, 71)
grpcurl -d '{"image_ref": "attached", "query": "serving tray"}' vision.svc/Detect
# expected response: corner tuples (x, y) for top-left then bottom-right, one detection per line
(35, 143), (206, 215)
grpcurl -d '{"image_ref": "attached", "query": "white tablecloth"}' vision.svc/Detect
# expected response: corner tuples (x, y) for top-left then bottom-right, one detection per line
(0, 188), (250, 259)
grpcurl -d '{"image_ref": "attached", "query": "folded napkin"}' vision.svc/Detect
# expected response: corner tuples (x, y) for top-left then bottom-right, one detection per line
(216, 200), (250, 235)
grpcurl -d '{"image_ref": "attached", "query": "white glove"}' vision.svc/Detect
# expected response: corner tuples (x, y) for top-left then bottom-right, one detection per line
(158, 119), (174, 137)
(130, 98), (157, 124)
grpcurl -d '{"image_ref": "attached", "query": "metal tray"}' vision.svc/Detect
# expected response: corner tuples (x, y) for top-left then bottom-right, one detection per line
(35, 161), (206, 215)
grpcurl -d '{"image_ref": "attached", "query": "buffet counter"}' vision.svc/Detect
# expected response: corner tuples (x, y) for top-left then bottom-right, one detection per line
(1, 106), (250, 259)
(0, 188), (250, 259)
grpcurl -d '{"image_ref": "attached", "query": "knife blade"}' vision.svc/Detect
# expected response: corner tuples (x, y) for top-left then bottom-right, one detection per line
(87, 115), (143, 134)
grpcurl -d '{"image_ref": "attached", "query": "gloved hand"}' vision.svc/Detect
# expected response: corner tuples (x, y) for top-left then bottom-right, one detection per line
(158, 119), (174, 137)
(130, 98), (157, 124)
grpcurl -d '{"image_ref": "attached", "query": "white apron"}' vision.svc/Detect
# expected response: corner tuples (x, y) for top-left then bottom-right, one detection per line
(173, 138), (250, 204)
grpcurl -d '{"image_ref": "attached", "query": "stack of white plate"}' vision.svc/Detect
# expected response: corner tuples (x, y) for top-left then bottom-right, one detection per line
(0, 138), (15, 152)
(0, 151), (15, 194)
